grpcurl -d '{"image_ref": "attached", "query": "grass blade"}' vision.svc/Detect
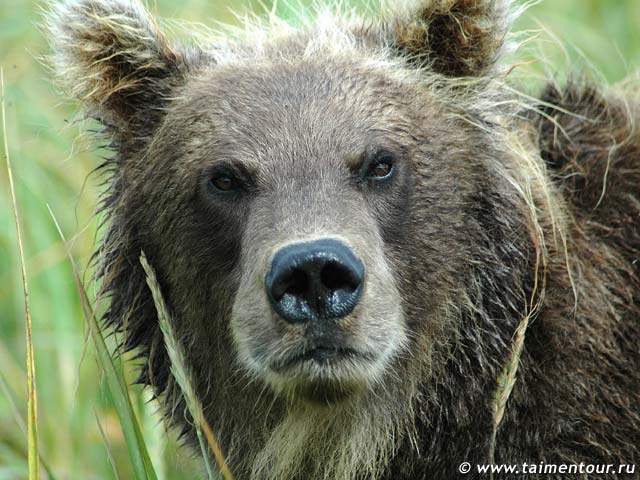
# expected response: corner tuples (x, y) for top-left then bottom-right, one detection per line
(47, 206), (158, 480)
(95, 410), (122, 480)
(140, 252), (233, 480)
(0, 373), (57, 480)
(2, 67), (40, 480)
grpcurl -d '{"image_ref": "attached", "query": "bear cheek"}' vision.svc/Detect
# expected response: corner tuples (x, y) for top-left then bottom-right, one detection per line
(228, 260), (280, 376)
(355, 249), (408, 374)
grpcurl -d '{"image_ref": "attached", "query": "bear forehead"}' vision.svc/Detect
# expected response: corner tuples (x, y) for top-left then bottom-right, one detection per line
(175, 57), (425, 128)
(160, 58), (429, 169)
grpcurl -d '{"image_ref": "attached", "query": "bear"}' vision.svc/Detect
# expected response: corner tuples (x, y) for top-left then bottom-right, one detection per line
(45, 0), (639, 478)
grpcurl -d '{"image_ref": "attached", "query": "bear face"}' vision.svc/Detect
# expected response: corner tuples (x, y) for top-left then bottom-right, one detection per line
(153, 59), (414, 402)
(142, 57), (506, 404)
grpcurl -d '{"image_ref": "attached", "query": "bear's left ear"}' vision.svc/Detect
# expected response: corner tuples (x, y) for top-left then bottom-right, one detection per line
(383, 0), (515, 77)
(45, 0), (194, 136)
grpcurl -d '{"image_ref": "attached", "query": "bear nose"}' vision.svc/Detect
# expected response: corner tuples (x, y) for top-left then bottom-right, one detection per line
(265, 239), (365, 324)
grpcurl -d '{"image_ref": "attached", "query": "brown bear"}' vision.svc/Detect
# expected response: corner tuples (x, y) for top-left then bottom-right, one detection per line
(45, 0), (639, 478)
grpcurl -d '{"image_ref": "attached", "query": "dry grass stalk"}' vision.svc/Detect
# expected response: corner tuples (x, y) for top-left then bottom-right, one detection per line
(139, 252), (233, 480)
(2, 67), (40, 480)
(488, 224), (547, 474)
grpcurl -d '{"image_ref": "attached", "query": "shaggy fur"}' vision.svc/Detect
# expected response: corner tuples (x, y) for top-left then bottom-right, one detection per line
(45, 0), (639, 479)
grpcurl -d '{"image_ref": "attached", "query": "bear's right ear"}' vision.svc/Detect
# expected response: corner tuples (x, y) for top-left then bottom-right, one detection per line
(45, 0), (191, 135)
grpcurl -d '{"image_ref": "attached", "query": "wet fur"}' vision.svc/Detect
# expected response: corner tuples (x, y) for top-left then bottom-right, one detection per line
(45, 1), (639, 478)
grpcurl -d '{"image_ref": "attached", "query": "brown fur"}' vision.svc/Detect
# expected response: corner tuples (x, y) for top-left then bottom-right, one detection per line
(45, 1), (639, 478)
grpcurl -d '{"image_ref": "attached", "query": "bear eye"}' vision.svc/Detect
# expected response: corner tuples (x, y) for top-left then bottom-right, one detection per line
(365, 152), (395, 181)
(209, 172), (242, 193)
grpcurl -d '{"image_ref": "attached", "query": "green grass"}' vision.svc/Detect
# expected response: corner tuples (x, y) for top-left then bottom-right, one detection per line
(0, 1), (638, 479)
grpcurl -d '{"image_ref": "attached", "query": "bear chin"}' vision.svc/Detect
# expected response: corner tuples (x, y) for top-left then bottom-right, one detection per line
(283, 377), (365, 405)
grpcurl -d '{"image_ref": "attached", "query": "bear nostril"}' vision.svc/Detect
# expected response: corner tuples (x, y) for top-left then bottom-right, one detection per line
(286, 270), (309, 296)
(321, 261), (359, 292)
(272, 268), (308, 301)
(265, 239), (365, 324)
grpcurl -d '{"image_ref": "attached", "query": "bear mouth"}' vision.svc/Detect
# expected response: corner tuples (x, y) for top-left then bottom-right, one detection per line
(282, 345), (362, 370)
(264, 341), (387, 403)
(274, 345), (370, 371)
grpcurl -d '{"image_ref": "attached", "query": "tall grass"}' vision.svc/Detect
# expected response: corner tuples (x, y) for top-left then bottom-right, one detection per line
(0, 0), (638, 478)
(49, 209), (158, 480)
(3, 67), (39, 480)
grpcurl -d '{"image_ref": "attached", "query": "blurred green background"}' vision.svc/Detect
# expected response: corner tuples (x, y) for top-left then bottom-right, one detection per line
(0, 0), (638, 478)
